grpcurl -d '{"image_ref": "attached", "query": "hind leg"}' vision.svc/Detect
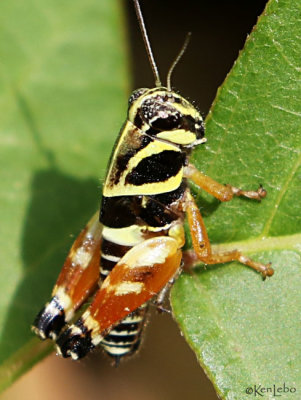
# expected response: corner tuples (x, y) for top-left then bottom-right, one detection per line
(56, 236), (182, 359)
(32, 212), (102, 340)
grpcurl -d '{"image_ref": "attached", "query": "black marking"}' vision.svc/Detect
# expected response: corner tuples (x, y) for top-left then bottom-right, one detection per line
(113, 135), (151, 185)
(140, 99), (182, 131)
(102, 306), (148, 359)
(140, 183), (186, 227)
(100, 257), (117, 273)
(134, 91), (204, 143)
(32, 297), (66, 339)
(173, 97), (182, 104)
(102, 334), (137, 344)
(152, 180), (186, 204)
(56, 318), (93, 359)
(132, 268), (154, 282)
(134, 112), (144, 129)
(140, 200), (174, 226)
(106, 126), (152, 187)
(101, 183), (185, 229)
(101, 238), (132, 259)
(184, 114), (205, 140)
(100, 256), (117, 281)
(100, 196), (136, 228)
(125, 150), (185, 186)
(111, 321), (140, 333)
(100, 195), (141, 228)
(150, 110), (181, 131)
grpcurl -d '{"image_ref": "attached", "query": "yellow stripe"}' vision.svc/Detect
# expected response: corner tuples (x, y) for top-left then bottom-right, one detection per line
(102, 223), (172, 246)
(103, 120), (135, 188)
(157, 129), (196, 145)
(172, 101), (200, 120)
(102, 225), (144, 246)
(104, 171), (183, 197)
(104, 138), (183, 197)
(114, 282), (144, 296)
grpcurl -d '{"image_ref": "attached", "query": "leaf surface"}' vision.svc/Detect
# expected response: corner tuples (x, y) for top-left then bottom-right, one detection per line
(0, 0), (128, 391)
(171, 0), (301, 399)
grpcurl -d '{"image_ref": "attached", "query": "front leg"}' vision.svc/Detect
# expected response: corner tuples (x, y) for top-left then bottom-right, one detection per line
(185, 191), (274, 278)
(184, 163), (266, 202)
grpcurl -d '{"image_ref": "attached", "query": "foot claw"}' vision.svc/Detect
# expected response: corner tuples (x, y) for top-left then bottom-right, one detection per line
(261, 262), (274, 280)
(156, 305), (171, 314)
(257, 185), (267, 200)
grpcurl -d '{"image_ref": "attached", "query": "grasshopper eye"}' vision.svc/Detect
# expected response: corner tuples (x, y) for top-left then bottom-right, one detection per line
(128, 88), (148, 105)
(195, 120), (205, 140)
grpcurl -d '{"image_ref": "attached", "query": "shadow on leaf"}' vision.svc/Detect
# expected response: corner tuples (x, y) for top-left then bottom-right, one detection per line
(0, 167), (99, 364)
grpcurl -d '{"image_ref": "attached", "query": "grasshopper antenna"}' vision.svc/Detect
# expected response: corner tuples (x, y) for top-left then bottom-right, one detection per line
(133, 0), (161, 87)
(167, 32), (191, 91)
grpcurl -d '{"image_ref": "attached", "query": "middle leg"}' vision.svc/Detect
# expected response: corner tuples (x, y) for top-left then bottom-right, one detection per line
(184, 191), (274, 278)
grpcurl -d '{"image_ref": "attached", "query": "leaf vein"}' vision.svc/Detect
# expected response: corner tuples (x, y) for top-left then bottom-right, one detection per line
(261, 153), (301, 236)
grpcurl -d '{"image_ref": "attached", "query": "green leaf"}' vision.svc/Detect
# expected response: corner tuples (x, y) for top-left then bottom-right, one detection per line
(0, 0), (128, 391)
(171, 0), (301, 399)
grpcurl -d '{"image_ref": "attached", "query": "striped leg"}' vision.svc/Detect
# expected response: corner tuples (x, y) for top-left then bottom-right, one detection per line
(56, 236), (182, 359)
(32, 212), (102, 340)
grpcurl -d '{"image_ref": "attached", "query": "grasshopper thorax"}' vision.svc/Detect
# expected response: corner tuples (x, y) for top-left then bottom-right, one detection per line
(128, 87), (205, 148)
